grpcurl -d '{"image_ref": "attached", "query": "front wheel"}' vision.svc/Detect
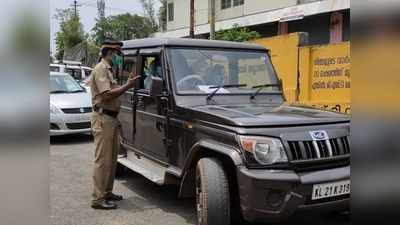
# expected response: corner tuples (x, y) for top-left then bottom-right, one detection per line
(196, 158), (230, 225)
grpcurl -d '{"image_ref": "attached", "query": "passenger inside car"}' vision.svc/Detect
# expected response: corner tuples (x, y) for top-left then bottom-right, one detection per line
(204, 64), (226, 86)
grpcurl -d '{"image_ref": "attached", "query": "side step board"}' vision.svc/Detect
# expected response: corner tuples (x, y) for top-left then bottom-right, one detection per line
(117, 151), (167, 185)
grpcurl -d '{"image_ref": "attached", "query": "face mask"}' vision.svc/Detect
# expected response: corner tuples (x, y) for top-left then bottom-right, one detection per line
(112, 54), (123, 67)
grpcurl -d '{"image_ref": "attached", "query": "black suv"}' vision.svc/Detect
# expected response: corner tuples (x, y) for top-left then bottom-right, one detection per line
(117, 38), (350, 225)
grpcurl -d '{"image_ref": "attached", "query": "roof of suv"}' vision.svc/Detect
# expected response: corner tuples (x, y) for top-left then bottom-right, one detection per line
(122, 37), (266, 51)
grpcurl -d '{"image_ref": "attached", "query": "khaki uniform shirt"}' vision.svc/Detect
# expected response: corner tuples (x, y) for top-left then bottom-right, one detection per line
(89, 59), (121, 112)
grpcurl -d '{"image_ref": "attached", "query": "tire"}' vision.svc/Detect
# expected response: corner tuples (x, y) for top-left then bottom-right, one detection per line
(195, 158), (230, 225)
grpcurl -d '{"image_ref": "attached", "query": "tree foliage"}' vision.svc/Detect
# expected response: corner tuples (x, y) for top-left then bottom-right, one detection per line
(215, 24), (261, 42)
(86, 40), (97, 53)
(92, 13), (155, 45)
(140, 0), (158, 31)
(92, 17), (108, 45)
(54, 9), (85, 60)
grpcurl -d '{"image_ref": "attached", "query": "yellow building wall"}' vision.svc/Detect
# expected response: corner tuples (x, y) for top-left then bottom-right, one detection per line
(299, 42), (350, 113)
(253, 33), (351, 114)
(252, 33), (301, 102)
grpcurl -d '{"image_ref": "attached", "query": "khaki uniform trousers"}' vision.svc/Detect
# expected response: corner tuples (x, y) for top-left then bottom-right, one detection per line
(91, 111), (119, 204)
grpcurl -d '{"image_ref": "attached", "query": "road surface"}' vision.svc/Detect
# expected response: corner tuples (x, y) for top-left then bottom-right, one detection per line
(50, 134), (349, 225)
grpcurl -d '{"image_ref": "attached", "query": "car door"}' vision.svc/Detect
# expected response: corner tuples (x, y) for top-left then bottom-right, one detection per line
(119, 50), (139, 148)
(133, 49), (169, 162)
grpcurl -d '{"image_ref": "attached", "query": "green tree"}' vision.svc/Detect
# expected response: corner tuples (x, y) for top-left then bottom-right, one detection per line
(54, 9), (85, 60)
(140, 0), (158, 31)
(92, 13), (155, 43)
(215, 24), (261, 42)
(92, 17), (109, 45)
(158, 0), (167, 32)
(87, 39), (100, 56)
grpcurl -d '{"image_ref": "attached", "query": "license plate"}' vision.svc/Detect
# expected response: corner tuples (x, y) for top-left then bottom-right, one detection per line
(312, 180), (350, 200)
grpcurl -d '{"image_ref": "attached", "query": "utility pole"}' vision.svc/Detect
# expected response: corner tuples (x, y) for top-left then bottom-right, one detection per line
(71, 0), (81, 17)
(97, 0), (106, 43)
(189, 0), (195, 38)
(97, 0), (105, 19)
(209, 0), (215, 40)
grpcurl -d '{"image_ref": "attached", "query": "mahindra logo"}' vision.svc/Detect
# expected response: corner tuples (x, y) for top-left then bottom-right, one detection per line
(80, 108), (85, 113)
(309, 130), (328, 140)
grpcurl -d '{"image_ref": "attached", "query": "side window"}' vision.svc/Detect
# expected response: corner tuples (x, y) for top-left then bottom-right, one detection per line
(140, 55), (163, 91)
(65, 68), (82, 81)
(122, 55), (138, 85)
(221, 0), (231, 9)
(168, 2), (174, 21)
(84, 69), (92, 77)
(233, 0), (244, 7)
(50, 66), (59, 72)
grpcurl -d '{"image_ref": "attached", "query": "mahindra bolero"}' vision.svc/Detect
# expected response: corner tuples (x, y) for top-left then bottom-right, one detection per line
(116, 38), (350, 225)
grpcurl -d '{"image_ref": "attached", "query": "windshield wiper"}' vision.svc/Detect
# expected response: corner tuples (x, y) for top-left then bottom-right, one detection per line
(69, 89), (84, 93)
(250, 83), (281, 100)
(50, 90), (68, 94)
(207, 84), (247, 101)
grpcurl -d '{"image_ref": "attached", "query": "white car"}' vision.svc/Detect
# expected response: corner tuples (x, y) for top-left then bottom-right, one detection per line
(50, 72), (92, 136)
(50, 61), (92, 82)
(80, 75), (92, 92)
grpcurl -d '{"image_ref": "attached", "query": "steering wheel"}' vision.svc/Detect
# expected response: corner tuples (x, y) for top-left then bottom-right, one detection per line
(177, 74), (206, 90)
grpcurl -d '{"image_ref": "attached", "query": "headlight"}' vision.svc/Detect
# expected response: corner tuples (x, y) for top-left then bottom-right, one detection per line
(238, 135), (288, 166)
(50, 104), (61, 115)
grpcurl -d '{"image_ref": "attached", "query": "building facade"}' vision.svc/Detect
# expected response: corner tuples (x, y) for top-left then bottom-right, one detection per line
(157, 0), (350, 45)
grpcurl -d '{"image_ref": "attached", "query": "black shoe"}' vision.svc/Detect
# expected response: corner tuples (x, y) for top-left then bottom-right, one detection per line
(106, 193), (123, 201)
(91, 200), (117, 210)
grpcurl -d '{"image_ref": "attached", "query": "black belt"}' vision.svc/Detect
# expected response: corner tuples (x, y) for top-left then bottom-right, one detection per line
(93, 106), (119, 118)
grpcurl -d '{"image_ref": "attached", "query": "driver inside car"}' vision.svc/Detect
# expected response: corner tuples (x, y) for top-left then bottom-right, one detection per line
(143, 57), (163, 89)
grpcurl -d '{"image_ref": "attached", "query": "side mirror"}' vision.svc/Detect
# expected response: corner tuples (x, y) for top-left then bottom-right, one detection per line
(150, 76), (165, 98)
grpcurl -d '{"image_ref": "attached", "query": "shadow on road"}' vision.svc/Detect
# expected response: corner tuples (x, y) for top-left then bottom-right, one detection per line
(118, 170), (197, 224)
(50, 133), (93, 145)
(117, 169), (349, 225)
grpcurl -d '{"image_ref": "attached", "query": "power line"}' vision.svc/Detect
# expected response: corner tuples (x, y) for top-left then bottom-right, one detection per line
(80, 0), (97, 5)
(82, 3), (139, 14)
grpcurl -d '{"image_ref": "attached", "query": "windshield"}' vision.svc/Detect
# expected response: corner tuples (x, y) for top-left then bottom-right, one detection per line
(169, 48), (280, 95)
(50, 74), (84, 93)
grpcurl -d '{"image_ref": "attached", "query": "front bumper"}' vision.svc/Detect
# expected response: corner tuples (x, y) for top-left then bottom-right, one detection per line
(50, 128), (91, 136)
(237, 166), (350, 223)
(50, 113), (92, 136)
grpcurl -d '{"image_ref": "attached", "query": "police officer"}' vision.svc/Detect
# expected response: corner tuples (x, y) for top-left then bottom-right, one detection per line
(90, 41), (139, 210)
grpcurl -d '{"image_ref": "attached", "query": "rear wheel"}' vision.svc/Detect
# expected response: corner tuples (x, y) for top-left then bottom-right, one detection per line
(195, 158), (230, 225)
